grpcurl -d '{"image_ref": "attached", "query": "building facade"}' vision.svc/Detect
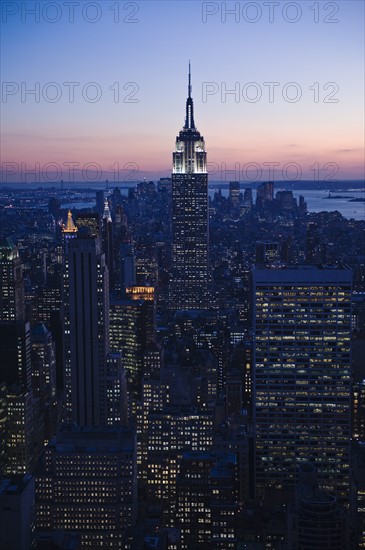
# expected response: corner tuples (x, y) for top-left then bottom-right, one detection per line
(253, 265), (352, 504)
(171, 65), (209, 310)
(0, 238), (25, 322)
(67, 230), (109, 428)
(36, 428), (137, 549)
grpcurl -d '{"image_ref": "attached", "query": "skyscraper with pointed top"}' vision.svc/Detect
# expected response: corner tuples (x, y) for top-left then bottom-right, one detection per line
(171, 63), (209, 310)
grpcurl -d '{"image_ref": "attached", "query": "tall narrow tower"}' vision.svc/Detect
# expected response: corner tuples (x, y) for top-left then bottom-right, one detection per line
(0, 238), (25, 321)
(67, 230), (109, 427)
(171, 63), (209, 310)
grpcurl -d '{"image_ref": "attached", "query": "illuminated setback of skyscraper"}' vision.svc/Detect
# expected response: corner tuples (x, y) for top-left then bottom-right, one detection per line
(253, 265), (352, 504)
(171, 64), (209, 310)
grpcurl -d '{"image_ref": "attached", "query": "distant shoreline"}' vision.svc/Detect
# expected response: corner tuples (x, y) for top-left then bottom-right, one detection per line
(1, 180), (364, 192)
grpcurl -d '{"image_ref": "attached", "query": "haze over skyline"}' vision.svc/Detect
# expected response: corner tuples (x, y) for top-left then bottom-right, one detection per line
(1, 0), (364, 182)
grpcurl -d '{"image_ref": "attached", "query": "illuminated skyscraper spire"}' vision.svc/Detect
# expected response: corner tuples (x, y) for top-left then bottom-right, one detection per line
(64, 210), (78, 233)
(188, 60), (191, 98)
(103, 198), (112, 222)
(173, 63), (206, 175)
(184, 60), (195, 130)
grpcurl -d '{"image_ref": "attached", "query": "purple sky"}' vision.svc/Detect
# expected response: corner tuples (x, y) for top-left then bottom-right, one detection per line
(1, 0), (364, 183)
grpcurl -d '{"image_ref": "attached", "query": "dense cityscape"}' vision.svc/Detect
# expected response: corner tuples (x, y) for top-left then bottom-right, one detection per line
(0, 64), (364, 549)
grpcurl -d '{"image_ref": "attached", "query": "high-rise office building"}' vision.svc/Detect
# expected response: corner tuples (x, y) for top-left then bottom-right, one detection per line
(110, 286), (155, 399)
(75, 212), (100, 237)
(95, 189), (105, 217)
(306, 221), (326, 264)
(63, 215), (126, 428)
(171, 64), (209, 310)
(256, 181), (274, 208)
(255, 241), (280, 264)
(35, 284), (62, 328)
(31, 323), (57, 443)
(228, 181), (240, 208)
(253, 265), (352, 504)
(61, 210), (78, 421)
(276, 190), (296, 211)
(353, 380), (365, 441)
(0, 238), (25, 321)
(105, 352), (128, 427)
(102, 199), (114, 290)
(176, 451), (237, 550)
(2, 389), (35, 476)
(0, 321), (31, 391)
(66, 230), (109, 428)
(138, 363), (169, 486)
(119, 241), (136, 296)
(37, 222), (135, 547)
(0, 321), (44, 476)
(36, 427), (137, 549)
(143, 406), (213, 524)
(287, 462), (349, 549)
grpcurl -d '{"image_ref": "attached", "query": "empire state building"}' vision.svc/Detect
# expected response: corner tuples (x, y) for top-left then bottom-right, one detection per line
(171, 64), (209, 310)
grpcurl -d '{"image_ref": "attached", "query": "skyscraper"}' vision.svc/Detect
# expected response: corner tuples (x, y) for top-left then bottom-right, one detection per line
(0, 321), (31, 391)
(75, 212), (100, 237)
(0, 238), (25, 321)
(176, 451), (238, 549)
(110, 285), (155, 401)
(31, 323), (57, 443)
(67, 230), (109, 427)
(171, 64), (209, 310)
(287, 463), (349, 549)
(61, 210), (78, 420)
(102, 199), (114, 290)
(255, 241), (280, 264)
(36, 223), (136, 548)
(36, 427), (137, 549)
(228, 181), (240, 208)
(0, 321), (40, 476)
(95, 189), (105, 217)
(253, 265), (352, 504)
(256, 181), (274, 208)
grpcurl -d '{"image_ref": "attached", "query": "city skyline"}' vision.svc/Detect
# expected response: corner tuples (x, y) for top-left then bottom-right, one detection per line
(1, 2), (365, 548)
(1, 1), (364, 182)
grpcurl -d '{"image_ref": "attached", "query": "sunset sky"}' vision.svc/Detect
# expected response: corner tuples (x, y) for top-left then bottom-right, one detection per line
(1, 0), (364, 182)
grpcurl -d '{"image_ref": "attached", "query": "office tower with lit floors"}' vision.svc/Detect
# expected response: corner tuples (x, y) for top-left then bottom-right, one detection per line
(36, 223), (137, 548)
(110, 285), (155, 404)
(36, 426), (137, 549)
(171, 64), (209, 310)
(0, 238), (25, 321)
(31, 323), (57, 443)
(287, 462), (349, 549)
(253, 265), (352, 506)
(61, 211), (78, 421)
(67, 229), (109, 427)
(176, 451), (238, 549)
(0, 321), (37, 476)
